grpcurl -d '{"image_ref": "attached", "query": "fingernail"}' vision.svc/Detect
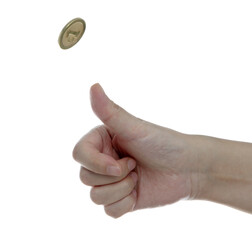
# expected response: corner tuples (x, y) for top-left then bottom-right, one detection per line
(107, 166), (121, 176)
(128, 159), (136, 171)
(130, 172), (138, 184)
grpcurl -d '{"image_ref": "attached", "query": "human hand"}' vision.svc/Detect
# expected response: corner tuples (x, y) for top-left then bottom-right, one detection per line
(73, 83), (199, 218)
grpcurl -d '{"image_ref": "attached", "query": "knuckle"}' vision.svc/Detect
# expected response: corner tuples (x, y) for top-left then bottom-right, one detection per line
(104, 101), (122, 123)
(90, 187), (102, 205)
(111, 101), (121, 112)
(72, 143), (80, 161)
(104, 206), (120, 219)
(113, 103), (124, 119)
(79, 169), (92, 186)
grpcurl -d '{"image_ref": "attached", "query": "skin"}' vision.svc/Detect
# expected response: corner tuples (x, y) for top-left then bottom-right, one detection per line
(72, 83), (252, 218)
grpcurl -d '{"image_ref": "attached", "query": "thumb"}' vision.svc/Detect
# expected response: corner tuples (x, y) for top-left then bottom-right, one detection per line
(90, 83), (142, 138)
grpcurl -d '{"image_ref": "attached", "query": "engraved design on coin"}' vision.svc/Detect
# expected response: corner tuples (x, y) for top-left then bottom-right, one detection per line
(67, 31), (81, 44)
(58, 18), (86, 49)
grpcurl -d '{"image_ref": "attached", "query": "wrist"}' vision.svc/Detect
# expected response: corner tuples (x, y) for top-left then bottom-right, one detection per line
(185, 134), (216, 200)
(188, 133), (252, 207)
(183, 133), (252, 213)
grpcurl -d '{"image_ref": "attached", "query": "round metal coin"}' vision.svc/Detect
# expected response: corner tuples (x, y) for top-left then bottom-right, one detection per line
(58, 18), (86, 49)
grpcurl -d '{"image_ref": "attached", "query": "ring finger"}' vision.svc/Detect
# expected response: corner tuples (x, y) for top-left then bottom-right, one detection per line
(90, 172), (138, 206)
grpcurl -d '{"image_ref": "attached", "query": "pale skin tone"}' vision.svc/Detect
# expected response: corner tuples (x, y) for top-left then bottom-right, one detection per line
(72, 83), (252, 218)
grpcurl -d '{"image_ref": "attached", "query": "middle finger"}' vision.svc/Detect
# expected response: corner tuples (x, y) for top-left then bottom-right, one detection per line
(80, 157), (136, 186)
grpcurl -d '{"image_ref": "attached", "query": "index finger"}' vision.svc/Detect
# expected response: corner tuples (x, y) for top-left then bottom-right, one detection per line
(72, 129), (122, 176)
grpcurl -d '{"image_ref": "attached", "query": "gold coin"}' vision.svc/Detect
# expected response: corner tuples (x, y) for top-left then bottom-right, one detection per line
(58, 18), (86, 49)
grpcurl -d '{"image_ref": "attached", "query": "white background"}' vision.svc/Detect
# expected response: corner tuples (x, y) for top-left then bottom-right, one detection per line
(0, 0), (251, 239)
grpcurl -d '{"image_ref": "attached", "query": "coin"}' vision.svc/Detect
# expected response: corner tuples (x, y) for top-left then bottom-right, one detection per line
(58, 18), (86, 49)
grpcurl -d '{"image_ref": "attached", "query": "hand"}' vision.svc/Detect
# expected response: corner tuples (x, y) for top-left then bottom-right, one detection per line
(73, 83), (198, 218)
